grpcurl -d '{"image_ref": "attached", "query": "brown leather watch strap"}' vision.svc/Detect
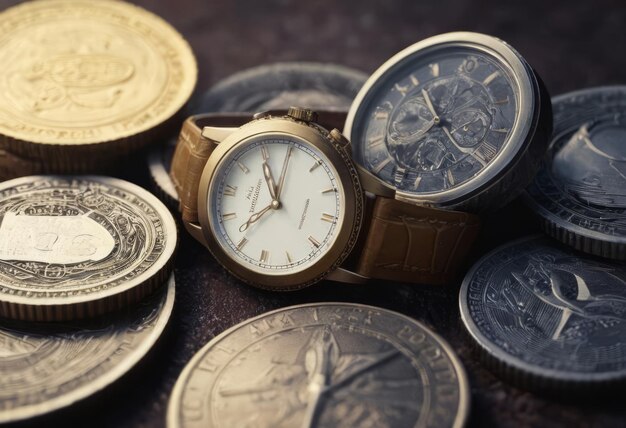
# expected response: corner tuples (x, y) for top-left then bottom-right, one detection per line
(169, 110), (349, 222)
(353, 197), (481, 285)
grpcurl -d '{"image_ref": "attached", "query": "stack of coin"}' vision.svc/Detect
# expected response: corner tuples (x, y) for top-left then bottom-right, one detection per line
(0, 175), (178, 421)
(168, 303), (469, 428)
(148, 62), (367, 208)
(460, 86), (626, 392)
(0, 0), (197, 179)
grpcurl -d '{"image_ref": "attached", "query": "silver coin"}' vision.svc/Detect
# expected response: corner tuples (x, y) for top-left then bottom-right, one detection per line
(168, 303), (469, 428)
(460, 235), (626, 388)
(0, 273), (175, 423)
(0, 176), (177, 321)
(524, 86), (626, 260)
(148, 62), (367, 207)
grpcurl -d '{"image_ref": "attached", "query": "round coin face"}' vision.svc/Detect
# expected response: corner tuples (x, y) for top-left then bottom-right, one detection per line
(524, 86), (626, 260)
(194, 62), (367, 113)
(345, 32), (545, 209)
(460, 236), (626, 387)
(0, 273), (175, 424)
(168, 303), (469, 428)
(0, 0), (196, 146)
(0, 176), (177, 321)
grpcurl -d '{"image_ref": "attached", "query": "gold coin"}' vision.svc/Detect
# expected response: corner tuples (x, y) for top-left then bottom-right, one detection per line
(0, 0), (197, 173)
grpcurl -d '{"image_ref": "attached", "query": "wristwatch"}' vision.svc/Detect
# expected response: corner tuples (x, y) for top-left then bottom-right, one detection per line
(345, 32), (552, 212)
(169, 107), (480, 290)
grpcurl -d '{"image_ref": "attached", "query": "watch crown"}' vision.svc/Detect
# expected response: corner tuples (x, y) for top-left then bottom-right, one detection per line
(287, 106), (318, 123)
(328, 128), (350, 147)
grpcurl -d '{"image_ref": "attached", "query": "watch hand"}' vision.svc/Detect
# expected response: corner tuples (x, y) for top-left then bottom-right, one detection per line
(451, 117), (481, 134)
(261, 145), (279, 201)
(275, 145), (293, 200)
(324, 349), (399, 394)
(301, 328), (335, 428)
(238, 202), (277, 232)
(421, 88), (441, 125)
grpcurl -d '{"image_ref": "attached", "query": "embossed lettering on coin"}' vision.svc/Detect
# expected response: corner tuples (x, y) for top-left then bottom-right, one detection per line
(0, 274), (175, 424)
(168, 303), (469, 428)
(0, 176), (177, 321)
(460, 236), (626, 385)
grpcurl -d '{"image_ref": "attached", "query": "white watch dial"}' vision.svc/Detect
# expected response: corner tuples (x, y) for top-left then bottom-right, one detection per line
(209, 135), (345, 275)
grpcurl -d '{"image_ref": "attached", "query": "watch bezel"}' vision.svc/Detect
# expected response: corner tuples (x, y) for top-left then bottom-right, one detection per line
(344, 31), (540, 208)
(197, 117), (363, 291)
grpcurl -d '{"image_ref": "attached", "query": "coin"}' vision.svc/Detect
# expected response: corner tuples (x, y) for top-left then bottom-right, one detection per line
(193, 62), (367, 113)
(460, 235), (626, 390)
(168, 303), (469, 428)
(0, 176), (177, 321)
(0, 273), (174, 424)
(0, 0), (197, 177)
(524, 86), (626, 260)
(149, 62), (368, 207)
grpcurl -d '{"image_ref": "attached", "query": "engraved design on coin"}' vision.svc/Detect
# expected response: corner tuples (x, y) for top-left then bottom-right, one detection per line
(524, 86), (626, 256)
(460, 236), (626, 384)
(0, 274), (175, 424)
(168, 303), (468, 428)
(0, 0), (196, 144)
(0, 176), (176, 320)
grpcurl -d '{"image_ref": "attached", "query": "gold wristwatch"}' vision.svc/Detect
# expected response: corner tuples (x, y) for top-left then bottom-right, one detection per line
(170, 107), (480, 290)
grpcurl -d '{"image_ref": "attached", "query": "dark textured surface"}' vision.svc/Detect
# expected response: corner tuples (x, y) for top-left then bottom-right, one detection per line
(3, 0), (626, 427)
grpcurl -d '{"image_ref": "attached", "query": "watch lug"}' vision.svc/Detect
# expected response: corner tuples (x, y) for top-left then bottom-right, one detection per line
(184, 221), (207, 246)
(201, 126), (238, 143)
(356, 164), (396, 199)
(326, 267), (370, 285)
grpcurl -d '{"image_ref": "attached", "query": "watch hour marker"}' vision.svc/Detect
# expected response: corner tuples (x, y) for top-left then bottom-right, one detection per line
(309, 160), (321, 172)
(414, 176), (422, 189)
(223, 184), (237, 197)
(237, 161), (250, 174)
(493, 97), (509, 105)
(492, 128), (510, 133)
(321, 187), (336, 194)
(308, 236), (321, 248)
(429, 63), (440, 77)
(261, 144), (269, 160)
(369, 135), (384, 149)
(374, 110), (390, 120)
(372, 157), (392, 174)
(409, 74), (419, 86)
(482, 71), (500, 85)
(286, 251), (293, 264)
(446, 170), (455, 186)
(236, 237), (248, 250)
(394, 83), (410, 97)
(222, 212), (237, 221)
(260, 249), (269, 263)
(474, 142), (498, 163)
(321, 213), (336, 223)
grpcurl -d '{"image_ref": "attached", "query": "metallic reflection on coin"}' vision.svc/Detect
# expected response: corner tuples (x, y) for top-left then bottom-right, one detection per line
(149, 62), (368, 207)
(460, 236), (626, 388)
(0, 0), (197, 176)
(0, 274), (175, 424)
(168, 303), (469, 428)
(524, 86), (626, 260)
(0, 176), (177, 321)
